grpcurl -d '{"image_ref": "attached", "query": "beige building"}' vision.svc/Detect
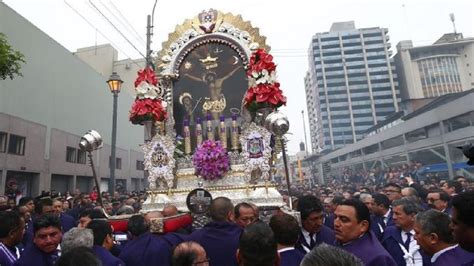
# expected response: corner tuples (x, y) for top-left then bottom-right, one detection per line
(394, 33), (474, 112)
(0, 2), (146, 196)
(74, 44), (146, 98)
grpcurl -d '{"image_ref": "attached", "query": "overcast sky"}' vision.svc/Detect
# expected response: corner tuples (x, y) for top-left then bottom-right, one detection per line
(4, 0), (473, 154)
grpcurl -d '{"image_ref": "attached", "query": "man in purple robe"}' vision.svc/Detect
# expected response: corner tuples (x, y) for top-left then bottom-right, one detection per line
(269, 213), (304, 266)
(87, 219), (125, 266)
(426, 190), (451, 215)
(16, 214), (62, 266)
(382, 197), (430, 265)
(0, 211), (25, 266)
(188, 197), (242, 266)
(334, 199), (397, 266)
(371, 193), (394, 241)
(414, 209), (474, 265)
(295, 195), (335, 254)
(52, 199), (75, 233)
(237, 221), (278, 266)
(118, 211), (187, 266)
(18, 197), (34, 249)
(234, 202), (257, 228)
(450, 191), (474, 265)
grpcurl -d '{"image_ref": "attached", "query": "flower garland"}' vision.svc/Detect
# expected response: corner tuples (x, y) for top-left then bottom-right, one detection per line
(129, 67), (168, 125)
(192, 140), (230, 181)
(244, 49), (287, 112)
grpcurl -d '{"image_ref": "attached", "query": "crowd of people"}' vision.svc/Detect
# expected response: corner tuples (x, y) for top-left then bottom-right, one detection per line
(1, 172), (474, 266)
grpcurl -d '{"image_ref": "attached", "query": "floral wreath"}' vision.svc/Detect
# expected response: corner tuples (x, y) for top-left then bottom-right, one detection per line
(243, 49), (287, 112)
(192, 140), (230, 181)
(129, 67), (168, 125)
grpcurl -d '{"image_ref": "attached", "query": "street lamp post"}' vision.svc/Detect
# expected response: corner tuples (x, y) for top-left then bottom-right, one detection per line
(106, 72), (123, 196)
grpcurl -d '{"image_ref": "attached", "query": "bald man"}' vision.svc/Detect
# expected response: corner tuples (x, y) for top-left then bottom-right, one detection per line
(171, 241), (208, 266)
(189, 197), (242, 266)
(163, 205), (179, 217)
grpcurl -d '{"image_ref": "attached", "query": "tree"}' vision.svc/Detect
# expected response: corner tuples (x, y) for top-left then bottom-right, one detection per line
(0, 32), (25, 80)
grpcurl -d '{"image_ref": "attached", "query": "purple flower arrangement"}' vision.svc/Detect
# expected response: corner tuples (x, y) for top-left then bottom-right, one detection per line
(193, 140), (230, 181)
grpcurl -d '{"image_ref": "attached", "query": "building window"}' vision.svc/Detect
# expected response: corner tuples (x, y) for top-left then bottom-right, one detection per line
(0, 132), (7, 153)
(381, 135), (404, 150)
(446, 112), (472, 132)
(363, 143), (379, 155)
(110, 157), (122, 169)
(136, 160), (144, 171)
(77, 149), (87, 164)
(66, 147), (76, 163)
(116, 158), (122, 169)
(406, 128), (427, 143)
(8, 134), (25, 155)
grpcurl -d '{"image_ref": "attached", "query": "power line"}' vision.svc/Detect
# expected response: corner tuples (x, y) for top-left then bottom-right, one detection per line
(97, 0), (145, 49)
(88, 0), (146, 59)
(106, 1), (146, 46)
(63, 0), (142, 68)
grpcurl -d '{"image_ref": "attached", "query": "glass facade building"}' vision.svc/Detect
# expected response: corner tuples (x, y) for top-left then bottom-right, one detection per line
(307, 22), (400, 151)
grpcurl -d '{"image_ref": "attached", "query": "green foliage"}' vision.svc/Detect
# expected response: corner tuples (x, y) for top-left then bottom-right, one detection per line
(0, 33), (25, 80)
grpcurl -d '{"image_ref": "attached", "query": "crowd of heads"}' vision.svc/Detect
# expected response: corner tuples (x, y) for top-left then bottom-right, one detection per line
(1, 168), (474, 266)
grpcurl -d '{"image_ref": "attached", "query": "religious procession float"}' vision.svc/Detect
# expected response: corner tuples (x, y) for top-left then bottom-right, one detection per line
(80, 9), (293, 229)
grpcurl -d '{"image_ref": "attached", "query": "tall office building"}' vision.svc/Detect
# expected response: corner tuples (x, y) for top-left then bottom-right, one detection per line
(307, 21), (400, 151)
(304, 71), (323, 153)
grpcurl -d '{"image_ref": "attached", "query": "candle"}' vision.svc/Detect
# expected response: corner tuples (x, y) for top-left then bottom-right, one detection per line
(206, 113), (214, 141)
(195, 117), (203, 146)
(183, 119), (191, 155)
(231, 114), (239, 151)
(219, 115), (227, 149)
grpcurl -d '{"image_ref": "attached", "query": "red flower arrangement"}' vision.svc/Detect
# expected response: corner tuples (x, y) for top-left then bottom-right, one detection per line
(129, 98), (168, 125)
(129, 67), (168, 125)
(244, 49), (286, 112)
(134, 67), (158, 87)
(247, 49), (276, 75)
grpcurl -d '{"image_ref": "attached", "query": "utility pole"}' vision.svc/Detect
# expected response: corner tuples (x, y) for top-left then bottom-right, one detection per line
(146, 15), (152, 69)
(301, 110), (308, 156)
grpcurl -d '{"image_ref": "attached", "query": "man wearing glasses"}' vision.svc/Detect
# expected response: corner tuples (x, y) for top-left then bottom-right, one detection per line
(383, 183), (402, 203)
(426, 190), (451, 215)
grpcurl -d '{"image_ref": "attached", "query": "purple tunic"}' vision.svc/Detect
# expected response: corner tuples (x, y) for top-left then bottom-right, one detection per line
(339, 231), (397, 266)
(295, 225), (335, 254)
(324, 213), (335, 230)
(92, 245), (125, 266)
(188, 221), (242, 266)
(432, 245), (474, 266)
(118, 232), (186, 266)
(15, 243), (59, 266)
(59, 213), (75, 233)
(279, 248), (305, 266)
(0, 243), (18, 266)
(20, 219), (33, 249)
